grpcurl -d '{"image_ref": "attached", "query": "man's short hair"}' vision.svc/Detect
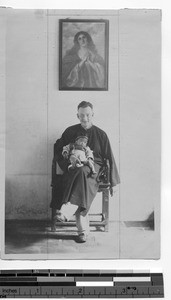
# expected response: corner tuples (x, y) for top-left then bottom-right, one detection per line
(77, 101), (93, 111)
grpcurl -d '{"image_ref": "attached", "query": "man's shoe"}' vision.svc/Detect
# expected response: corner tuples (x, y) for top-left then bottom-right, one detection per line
(54, 210), (67, 223)
(77, 233), (87, 243)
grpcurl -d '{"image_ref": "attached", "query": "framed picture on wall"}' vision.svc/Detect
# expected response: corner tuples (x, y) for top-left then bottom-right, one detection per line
(59, 19), (109, 91)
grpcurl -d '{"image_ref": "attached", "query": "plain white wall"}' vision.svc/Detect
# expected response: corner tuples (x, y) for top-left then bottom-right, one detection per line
(5, 9), (160, 223)
(5, 10), (120, 220)
(5, 10), (49, 219)
(119, 9), (161, 221)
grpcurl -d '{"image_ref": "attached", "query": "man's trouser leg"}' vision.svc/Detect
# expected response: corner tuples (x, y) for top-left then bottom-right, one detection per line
(60, 203), (90, 235)
(75, 209), (90, 236)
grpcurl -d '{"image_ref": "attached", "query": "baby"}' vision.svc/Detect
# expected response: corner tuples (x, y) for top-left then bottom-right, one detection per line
(62, 135), (96, 174)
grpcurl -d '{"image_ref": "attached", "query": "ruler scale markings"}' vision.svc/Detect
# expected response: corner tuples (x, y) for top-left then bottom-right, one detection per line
(149, 286), (164, 295)
(0, 270), (164, 298)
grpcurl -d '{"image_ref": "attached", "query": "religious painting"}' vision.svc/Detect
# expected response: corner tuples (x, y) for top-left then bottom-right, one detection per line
(59, 19), (109, 91)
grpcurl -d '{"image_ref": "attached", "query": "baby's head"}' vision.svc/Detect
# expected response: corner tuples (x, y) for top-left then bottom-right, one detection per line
(75, 135), (88, 147)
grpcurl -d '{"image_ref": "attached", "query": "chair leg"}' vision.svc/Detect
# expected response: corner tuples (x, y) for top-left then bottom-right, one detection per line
(102, 189), (109, 232)
(51, 208), (57, 232)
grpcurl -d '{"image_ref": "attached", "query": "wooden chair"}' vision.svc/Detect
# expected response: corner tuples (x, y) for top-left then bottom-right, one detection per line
(50, 149), (111, 232)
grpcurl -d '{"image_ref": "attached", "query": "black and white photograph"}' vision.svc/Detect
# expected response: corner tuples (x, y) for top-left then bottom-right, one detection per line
(59, 19), (109, 90)
(1, 9), (161, 259)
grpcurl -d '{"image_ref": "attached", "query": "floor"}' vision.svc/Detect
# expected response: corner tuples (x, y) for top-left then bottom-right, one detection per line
(4, 219), (159, 259)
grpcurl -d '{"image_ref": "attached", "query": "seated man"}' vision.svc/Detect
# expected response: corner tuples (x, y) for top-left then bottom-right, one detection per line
(51, 101), (120, 242)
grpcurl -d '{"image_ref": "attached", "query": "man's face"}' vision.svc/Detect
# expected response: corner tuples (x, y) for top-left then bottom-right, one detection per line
(77, 106), (94, 129)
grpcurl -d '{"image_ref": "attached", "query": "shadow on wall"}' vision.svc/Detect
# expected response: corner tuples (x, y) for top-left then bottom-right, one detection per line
(146, 211), (155, 230)
(124, 211), (155, 231)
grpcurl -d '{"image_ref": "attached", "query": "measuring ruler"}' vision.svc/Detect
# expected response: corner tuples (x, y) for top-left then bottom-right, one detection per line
(0, 270), (164, 298)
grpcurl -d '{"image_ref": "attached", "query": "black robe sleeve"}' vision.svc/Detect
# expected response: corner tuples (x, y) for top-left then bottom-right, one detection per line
(102, 133), (120, 187)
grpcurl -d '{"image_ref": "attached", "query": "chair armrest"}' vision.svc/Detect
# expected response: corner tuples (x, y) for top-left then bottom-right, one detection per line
(51, 158), (64, 187)
(97, 158), (110, 188)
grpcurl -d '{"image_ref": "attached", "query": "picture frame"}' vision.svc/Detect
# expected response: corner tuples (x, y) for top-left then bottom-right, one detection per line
(59, 19), (109, 91)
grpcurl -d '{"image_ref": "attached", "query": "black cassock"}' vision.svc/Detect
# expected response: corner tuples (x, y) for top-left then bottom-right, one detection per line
(50, 124), (120, 215)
